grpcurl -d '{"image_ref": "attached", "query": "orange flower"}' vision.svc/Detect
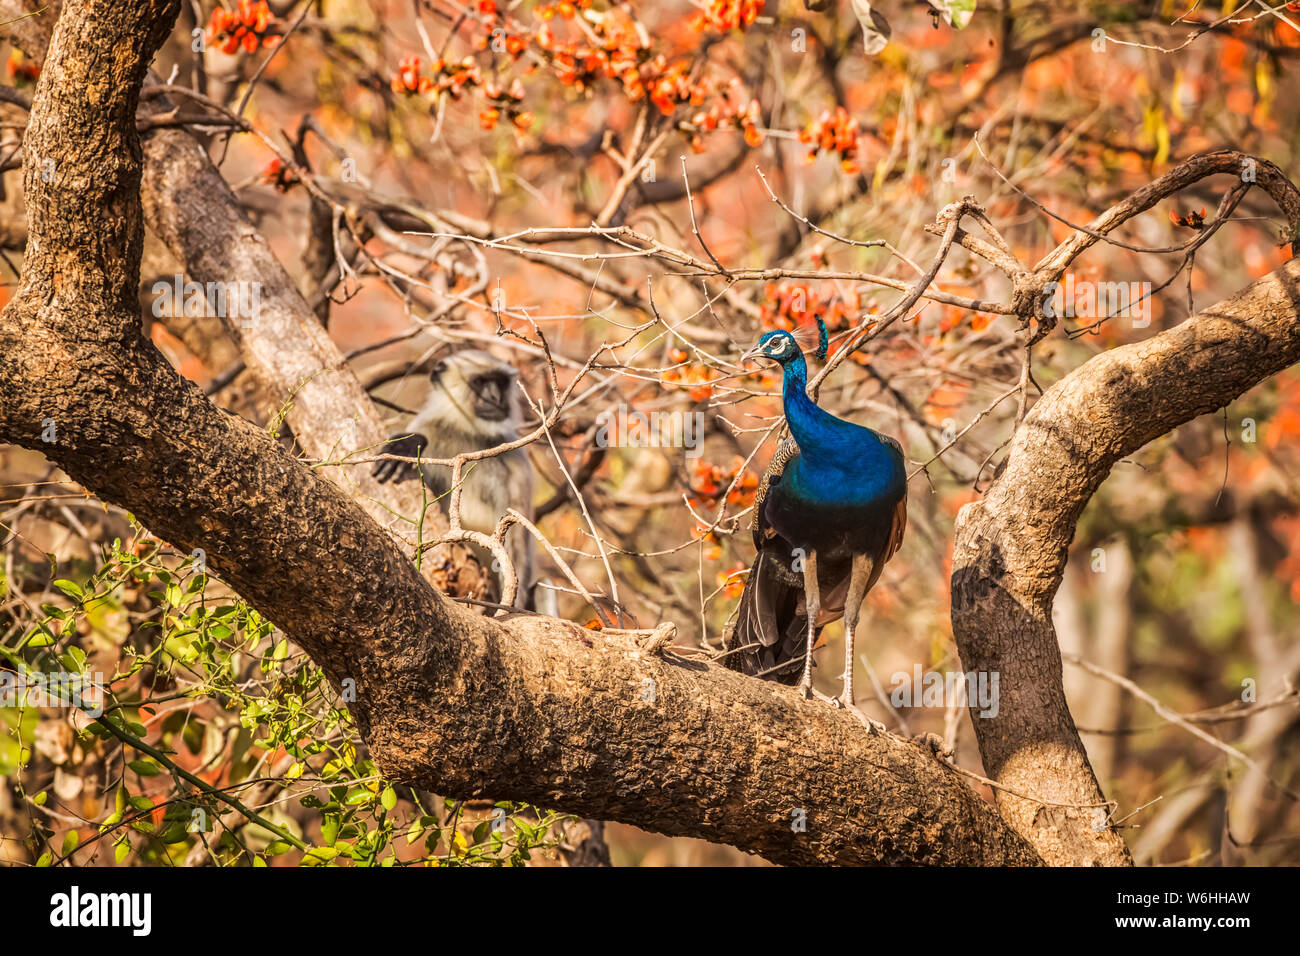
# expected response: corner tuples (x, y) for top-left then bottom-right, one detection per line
(390, 55), (434, 95)
(662, 360), (719, 401)
(726, 469), (759, 508)
(259, 156), (299, 192)
(760, 282), (859, 336)
(209, 1), (278, 55)
(690, 456), (757, 509)
(717, 563), (747, 599)
(5, 50), (39, 86)
(694, 0), (763, 33)
(1169, 206), (1208, 229)
(693, 523), (724, 560)
(800, 106), (860, 174)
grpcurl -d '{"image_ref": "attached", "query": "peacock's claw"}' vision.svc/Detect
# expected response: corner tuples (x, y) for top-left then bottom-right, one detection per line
(914, 731), (954, 760)
(838, 697), (886, 735)
(811, 688), (839, 707)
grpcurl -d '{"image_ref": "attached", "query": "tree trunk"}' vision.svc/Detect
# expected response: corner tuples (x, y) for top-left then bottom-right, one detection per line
(952, 257), (1300, 864)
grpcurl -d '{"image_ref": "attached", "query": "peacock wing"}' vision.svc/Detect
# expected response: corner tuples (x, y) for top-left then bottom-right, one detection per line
(751, 435), (799, 550)
(879, 434), (908, 563)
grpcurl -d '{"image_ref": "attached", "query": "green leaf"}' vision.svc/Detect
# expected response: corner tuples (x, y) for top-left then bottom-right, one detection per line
(380, 787), (397, 812)
(58, 646), (87, 673)
(303, 846), (339, 866)
(128, 759), (162, 777)
(53, 579), (84, 600)
(61, 830), (79, 855)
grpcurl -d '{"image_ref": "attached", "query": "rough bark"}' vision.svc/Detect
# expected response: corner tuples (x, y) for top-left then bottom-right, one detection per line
(952, 256), (1300, 865)
(0, 0), (1042, 867)
(0, 0), (479, 591)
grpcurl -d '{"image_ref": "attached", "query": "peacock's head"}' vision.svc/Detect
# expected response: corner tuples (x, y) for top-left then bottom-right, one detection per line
(741, 330), (801, 368)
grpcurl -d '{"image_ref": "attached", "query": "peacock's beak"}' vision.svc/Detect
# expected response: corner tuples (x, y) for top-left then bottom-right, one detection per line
(740, 345), (768, 367)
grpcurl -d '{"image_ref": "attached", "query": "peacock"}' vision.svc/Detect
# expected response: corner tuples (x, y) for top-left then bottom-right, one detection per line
(725, 327), (907, 732)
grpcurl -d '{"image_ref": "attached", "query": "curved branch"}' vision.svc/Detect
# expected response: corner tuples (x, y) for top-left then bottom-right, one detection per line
(952, 254), (1300, 865)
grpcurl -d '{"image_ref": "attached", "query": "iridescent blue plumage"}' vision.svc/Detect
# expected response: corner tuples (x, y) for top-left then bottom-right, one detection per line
(775, 338), (904, 512)
(725, 330), (907, 729)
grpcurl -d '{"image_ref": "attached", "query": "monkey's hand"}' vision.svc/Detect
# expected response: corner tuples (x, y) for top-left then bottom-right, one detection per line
(372, 433), (428, 484)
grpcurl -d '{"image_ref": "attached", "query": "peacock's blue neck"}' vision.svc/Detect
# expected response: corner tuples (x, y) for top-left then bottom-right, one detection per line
(779, 354), (841, 459)
(779, 353), (899, 499)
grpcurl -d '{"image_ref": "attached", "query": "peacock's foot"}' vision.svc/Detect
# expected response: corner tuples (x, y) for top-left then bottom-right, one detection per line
(913, 731), (954, 760)
(798, 681), (839, 707)
(837, 696), (886, 735)
(812, 688), (840, 707)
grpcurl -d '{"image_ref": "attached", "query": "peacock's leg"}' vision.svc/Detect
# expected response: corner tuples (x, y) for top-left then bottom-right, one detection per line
(839, 553), (872, 708)
(838, 553), (885, 734)
(796, 548), (819, 699)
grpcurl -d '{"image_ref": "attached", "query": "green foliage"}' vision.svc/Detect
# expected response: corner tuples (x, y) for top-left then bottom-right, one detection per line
(2, 523), (569, 866)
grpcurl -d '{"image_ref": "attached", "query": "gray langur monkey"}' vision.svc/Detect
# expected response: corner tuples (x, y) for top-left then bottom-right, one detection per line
(372, 350), (536, 607)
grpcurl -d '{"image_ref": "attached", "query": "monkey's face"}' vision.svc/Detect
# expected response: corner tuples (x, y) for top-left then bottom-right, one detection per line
(468, 371), (513, 422)
(428, 350), (522, 432)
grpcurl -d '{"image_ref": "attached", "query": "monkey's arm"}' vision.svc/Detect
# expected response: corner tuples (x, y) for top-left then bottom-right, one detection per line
(372, 433), (428, 484)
